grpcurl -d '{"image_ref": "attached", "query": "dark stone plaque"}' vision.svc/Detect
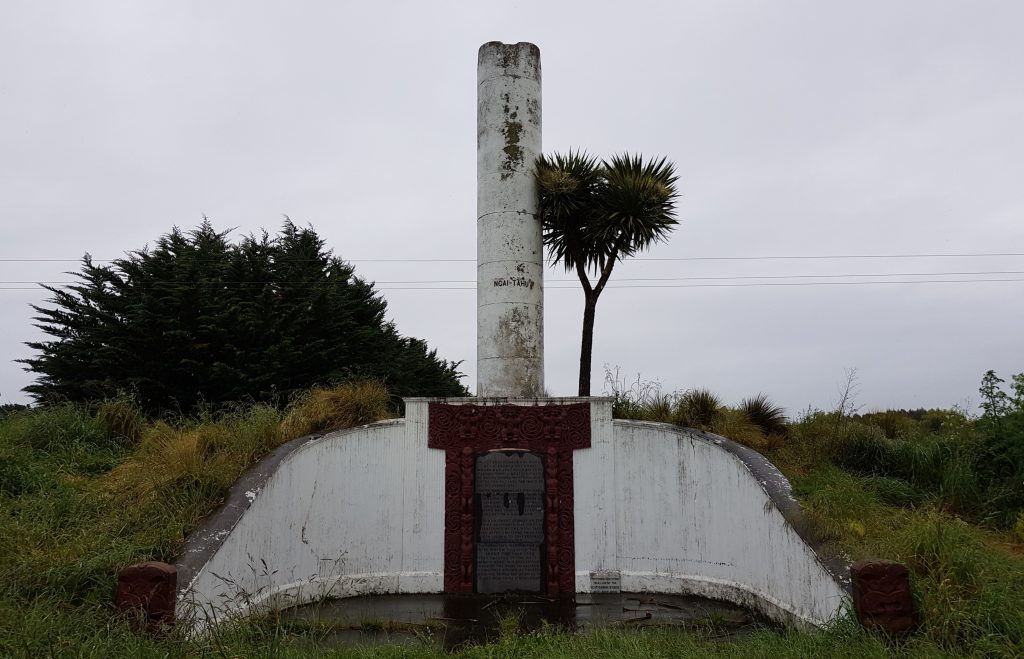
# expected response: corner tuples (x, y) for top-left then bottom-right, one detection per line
(478, 491), (545, 543)
(476, 543), (543, 593)
(475, 451), (544, 593)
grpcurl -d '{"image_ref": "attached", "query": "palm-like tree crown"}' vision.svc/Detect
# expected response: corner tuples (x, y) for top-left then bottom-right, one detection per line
(536, 151), (679, 277)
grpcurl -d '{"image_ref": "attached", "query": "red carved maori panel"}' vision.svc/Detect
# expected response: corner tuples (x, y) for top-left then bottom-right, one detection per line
(428, 403), (590, 595)
(851, 559), (919, 636)
(116, 561), (177, 632)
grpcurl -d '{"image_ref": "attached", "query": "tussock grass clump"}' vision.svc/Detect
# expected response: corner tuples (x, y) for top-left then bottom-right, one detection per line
(94, 395), (146, 447)
(740, 393), (788, 437)
(677, 388), (722, 429)
(710, 408), (770, 451)
(280, 381), (393, 439)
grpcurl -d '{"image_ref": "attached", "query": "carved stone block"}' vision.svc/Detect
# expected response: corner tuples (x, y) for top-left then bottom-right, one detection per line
(851, 559), (918, 635)
(116, 561), (177, 631)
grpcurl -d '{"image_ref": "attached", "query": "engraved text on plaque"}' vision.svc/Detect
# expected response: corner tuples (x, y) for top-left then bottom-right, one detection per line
(475, 451), (545, 593)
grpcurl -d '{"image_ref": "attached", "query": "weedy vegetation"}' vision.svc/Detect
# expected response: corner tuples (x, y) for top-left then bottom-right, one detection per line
(0, 381), (395, 657)
(2, 372), (1022, 657)
(604, 367), (1024, 656)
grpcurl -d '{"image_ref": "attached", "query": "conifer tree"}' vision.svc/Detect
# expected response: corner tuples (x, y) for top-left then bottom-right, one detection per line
(22, 220), (466, 413)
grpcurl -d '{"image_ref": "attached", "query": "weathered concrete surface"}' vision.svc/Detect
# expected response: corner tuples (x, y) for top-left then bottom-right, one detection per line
(176, 418), (445, 632)
(573, 413), (850, 627)
(176, 399), (848, 633)
(477, 41), (544, 397)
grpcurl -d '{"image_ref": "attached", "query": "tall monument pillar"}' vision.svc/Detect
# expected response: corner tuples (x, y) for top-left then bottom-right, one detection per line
(477, 41), (544, 398)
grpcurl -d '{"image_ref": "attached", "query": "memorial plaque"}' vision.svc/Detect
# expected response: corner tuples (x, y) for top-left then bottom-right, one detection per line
(589, 570), (622, 594)
(475, 451), (544, 593)
(476, 543), (543, 593)
(478, 491), (544, 543)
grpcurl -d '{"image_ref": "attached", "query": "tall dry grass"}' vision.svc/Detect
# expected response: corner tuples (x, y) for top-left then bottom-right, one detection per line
(279, 380), (393, 439)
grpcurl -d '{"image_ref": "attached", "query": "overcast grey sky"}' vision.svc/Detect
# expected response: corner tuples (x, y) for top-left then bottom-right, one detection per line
(2, 1), (1022, 414)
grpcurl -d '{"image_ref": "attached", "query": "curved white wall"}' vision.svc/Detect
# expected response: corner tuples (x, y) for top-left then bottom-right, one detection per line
(573, 417), (848, 626)
(177, 416), (445, 630)
(177, 399), (847, 632)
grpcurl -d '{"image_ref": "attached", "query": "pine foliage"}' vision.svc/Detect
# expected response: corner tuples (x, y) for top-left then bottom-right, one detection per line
(21, 220), (466, 413)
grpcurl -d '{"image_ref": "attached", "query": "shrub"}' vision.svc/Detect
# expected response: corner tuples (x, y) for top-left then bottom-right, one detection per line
(919, 409), (969, 433)
(831, 423), (985, 514)
(831, 423), (893, 475)
(859, 410), (915, 438)
(638, 391), (675, 423)
(604, 368), (661, 420)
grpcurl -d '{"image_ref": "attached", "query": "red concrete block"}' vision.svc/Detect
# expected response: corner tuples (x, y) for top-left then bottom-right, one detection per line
(116, 561), (176, 631)
(851, 559), (919, 636)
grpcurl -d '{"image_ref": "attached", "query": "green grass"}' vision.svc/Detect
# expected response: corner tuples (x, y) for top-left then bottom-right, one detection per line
(0, 384), (397, 657)
(0, 601), (980, 657)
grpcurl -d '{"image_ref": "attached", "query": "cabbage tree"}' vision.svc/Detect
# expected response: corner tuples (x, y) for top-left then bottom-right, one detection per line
(536, 151), (679, 396)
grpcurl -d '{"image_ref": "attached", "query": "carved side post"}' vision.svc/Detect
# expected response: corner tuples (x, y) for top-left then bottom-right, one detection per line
(851, 559), (919, 636)
(116, 561), (177, 632)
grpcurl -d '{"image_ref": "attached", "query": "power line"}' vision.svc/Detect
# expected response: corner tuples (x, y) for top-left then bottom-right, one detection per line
(3, 278), (1023, 291)
(6, 269), (1024, 285)
(377, 278), (1024, 289)
(1, 252), (1023, 264)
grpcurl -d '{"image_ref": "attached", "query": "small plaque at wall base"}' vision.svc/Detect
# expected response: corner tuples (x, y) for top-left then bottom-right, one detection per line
(590, 570), (621, 594)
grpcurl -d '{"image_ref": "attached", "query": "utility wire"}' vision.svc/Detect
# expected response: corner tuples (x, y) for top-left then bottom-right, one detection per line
(1, 252), (1023, 263)
(3, 278), (1024, 291)
(6, 270), (1024, 285)
(377, 278), (1024, 289)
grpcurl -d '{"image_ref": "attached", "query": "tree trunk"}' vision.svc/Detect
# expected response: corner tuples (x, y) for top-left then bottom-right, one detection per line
(578, 291), (598, 396)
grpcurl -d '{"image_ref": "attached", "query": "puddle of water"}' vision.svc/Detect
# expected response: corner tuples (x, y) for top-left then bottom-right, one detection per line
(280, 593), (765, 651)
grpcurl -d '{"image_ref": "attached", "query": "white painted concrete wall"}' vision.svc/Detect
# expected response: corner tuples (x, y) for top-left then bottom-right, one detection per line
(477, 42), (544, 397)
(177, 415), (445, 630)
(178, 399), (847, 631)
(573, 415), (849, 626)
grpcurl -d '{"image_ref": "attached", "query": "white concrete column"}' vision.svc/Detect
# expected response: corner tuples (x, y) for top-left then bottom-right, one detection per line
(477, 41), (544, 397)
